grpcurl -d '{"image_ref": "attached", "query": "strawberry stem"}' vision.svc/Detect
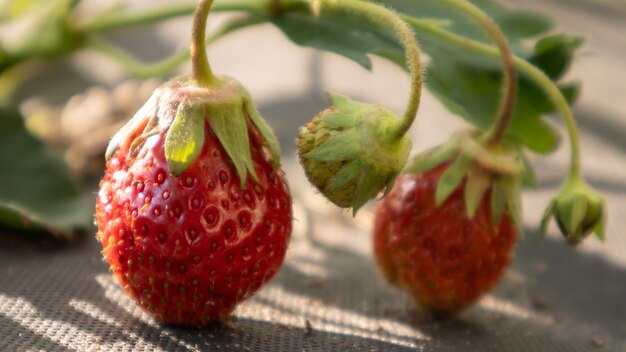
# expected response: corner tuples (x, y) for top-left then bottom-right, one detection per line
(442, 0), (517, 148)
(400, 15), (582, 178)
(315, 0), (423, 140)
(520, 62), (581, 178)
(191, 0), (219, 86)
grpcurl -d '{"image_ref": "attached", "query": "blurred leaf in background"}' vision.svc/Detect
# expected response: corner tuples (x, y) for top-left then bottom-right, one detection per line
(0, 0), (586, 239)
(0, 0), (48, 20)
(0, 108), (92, 240)
(271, 0), (582, 154)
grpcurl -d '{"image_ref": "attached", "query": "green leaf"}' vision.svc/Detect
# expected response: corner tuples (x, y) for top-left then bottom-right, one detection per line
(0, 108), (91, 239)
(425, 54), (561, 154)
(498, 11), (553, 40)
(530, 34), (584, 80)
(560, 82), (581, 105)
(435, 156), (470, 206)
(518, 147), (536, 187)
(381, 0), (553, 43)
(272, 9), (402, 71)
(164, 103), (205, 176)
(269, 0), (580, 156)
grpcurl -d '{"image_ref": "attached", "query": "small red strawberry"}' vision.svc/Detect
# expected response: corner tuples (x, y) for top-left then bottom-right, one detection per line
(373, 132), (523, 314)
(375, 165), (517, 313)
(95, 0), (292, 326)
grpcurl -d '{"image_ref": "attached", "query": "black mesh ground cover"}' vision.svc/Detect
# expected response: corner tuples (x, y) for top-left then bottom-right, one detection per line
(1, 161), (624, 352)
(2, 0), (626, 349)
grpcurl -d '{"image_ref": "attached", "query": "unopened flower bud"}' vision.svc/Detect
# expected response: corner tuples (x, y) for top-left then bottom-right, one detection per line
(541, 177), (606, 245)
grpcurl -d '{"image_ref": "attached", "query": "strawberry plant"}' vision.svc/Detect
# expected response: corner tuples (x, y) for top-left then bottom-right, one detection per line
(0, 0), (608, 321)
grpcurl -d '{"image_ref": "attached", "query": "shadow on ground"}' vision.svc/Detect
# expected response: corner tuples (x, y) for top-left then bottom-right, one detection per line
(2, 220), (623, 351)
(267, 226), (624, 352)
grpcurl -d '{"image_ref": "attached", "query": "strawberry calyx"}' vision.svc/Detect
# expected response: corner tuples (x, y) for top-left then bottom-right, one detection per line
(105, 75), (280, 185)
(297, 93), (412, 214)
(405, 130), (524, 232)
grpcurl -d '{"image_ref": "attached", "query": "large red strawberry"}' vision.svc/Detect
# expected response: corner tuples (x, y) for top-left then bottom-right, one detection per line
(95, 1), (293, 326)
(95, 77), (292, 326)
(373, 132), (523, 313)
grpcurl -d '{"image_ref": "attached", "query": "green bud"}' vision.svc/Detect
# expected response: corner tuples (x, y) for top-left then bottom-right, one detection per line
(296, 94), (411, 214)
(541, 177), (607, 245)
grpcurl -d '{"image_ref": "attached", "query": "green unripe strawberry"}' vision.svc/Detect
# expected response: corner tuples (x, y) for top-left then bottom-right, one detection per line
(297, 94), (411, 214)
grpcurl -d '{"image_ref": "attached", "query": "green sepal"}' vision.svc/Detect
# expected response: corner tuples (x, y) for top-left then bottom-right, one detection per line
(383, 176), (396, 197)
(329, 93), (371, 114)
(332, 158), (366, 189)
(464, 168), (490, 219)
(404, 139), (458, 174)
(303, 129), (362, 161)
(321, 110), (360, 129)
(244, 98), (281, 170)
(593, 199), (607, 241)
(561, 195), (588, 236)
(519, 148), (536, 187)
(164, 103), (206, 176)
(491, 181), (506, 227)
(206, 96), (258, 186)
(435, 155), (470, 206)
(105, 93), (159, 160)
(498, 176), (524, 234)
(539, 201), (554, 240)
(459, 134), (522, 175)
(352, 166), (384, 216)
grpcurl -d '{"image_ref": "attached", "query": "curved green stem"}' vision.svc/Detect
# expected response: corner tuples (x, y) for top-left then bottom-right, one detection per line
(0, 61), (43, 105)
(402, 16), (581, 177)
(517, 60), (581, 178)
(191, 0), (218, 86)
(443, 0), (517, 147)
(88, 16), (263, 78)
(316, 0), (423, 139)
(78, 0), (268, 34)
(89, 40), (189, 78)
